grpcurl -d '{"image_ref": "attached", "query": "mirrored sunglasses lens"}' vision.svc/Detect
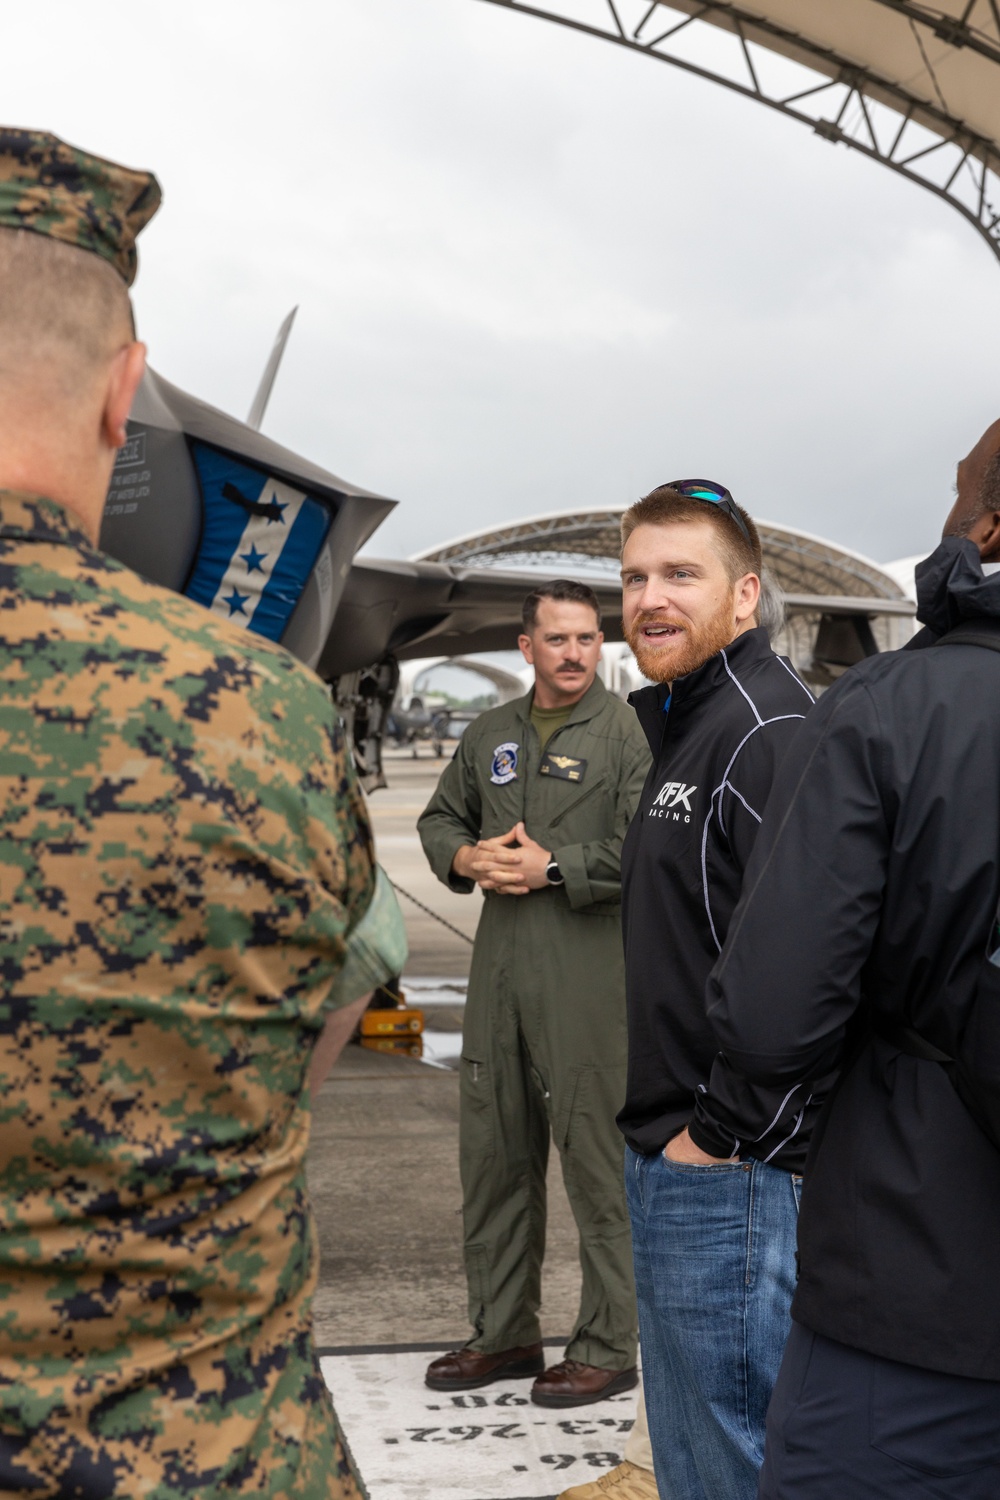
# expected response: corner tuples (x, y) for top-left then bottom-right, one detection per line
(668, 480), (727, 502)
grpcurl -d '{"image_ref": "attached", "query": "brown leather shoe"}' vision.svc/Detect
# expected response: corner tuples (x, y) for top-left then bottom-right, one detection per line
(531, 1359), (639, 1408)
(425, 1342), (545, 1391)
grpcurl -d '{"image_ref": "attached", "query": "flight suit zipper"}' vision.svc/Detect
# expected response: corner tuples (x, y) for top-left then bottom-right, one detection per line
(548, 775), (608, 826)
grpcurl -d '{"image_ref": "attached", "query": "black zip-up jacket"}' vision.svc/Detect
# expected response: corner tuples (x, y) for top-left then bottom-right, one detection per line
(707, 540), (1000, 1379)
(617, 626), (814, 1165)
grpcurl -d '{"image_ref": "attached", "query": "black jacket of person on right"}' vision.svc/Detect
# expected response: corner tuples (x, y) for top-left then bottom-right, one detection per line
(707, 537), (1000, 1380)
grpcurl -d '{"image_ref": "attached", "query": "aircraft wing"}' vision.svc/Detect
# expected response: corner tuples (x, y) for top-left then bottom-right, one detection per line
(319, 558), (625, 678)
(319, 557), (916, 678)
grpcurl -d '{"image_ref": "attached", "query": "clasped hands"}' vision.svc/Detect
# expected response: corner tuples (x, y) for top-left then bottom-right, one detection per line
(452, 822), (551, 896)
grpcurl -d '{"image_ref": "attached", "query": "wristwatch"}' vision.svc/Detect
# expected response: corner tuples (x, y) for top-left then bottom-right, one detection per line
(545, 858), (565, 886)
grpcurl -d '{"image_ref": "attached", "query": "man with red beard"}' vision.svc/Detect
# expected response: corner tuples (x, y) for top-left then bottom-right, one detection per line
(615, 483), (814, 1500)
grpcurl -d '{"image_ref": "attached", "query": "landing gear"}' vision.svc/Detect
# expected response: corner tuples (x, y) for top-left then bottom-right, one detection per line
(331, 657), (399, 791)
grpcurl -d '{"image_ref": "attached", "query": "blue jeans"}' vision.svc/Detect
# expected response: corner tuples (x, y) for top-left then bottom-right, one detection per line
(625, 1146), (801, 1500)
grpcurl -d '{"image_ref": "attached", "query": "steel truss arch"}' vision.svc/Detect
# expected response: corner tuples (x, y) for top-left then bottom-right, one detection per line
(476, 0), (1000, 263)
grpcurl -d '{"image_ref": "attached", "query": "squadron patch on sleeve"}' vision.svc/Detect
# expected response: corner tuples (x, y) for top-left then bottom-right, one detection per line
(490, 741), (519, 785)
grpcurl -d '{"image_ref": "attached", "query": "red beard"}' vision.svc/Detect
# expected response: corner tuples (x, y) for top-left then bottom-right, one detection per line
(625, 599), (738, 683)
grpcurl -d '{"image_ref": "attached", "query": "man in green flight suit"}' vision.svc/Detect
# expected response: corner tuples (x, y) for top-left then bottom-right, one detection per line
(419, 580), (651, 1406)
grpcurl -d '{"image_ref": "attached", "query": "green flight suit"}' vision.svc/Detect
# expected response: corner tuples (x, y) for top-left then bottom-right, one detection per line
(418, 677), (651, 1368)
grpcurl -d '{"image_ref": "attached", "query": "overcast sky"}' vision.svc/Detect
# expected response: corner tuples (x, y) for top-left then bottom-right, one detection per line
(10, 0), (1000, 567)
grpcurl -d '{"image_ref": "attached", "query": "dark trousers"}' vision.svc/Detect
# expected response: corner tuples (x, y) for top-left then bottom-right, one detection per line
(760, 1322), (1000, 1499)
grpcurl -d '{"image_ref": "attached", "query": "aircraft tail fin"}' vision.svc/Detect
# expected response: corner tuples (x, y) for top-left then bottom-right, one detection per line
(246, 306), (298, 431)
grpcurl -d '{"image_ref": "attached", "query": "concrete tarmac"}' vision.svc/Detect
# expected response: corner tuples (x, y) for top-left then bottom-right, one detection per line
(308, 747), (583, 1351)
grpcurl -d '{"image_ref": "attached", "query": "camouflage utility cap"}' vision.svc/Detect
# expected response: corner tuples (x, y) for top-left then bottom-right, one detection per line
(0, 127), (160, 285)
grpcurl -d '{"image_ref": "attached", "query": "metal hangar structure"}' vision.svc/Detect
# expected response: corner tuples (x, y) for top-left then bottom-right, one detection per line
(477, 0), (1000, 263)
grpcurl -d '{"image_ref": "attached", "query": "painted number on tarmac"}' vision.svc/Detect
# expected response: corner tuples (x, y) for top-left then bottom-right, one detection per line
(448, 1392), (528, 1407)
(540, 1452), (623, 1471)
(406, 1425), (529, 1442)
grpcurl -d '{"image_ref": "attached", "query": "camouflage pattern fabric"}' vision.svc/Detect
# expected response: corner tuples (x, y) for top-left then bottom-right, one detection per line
(0, 492), (374, 1497)
(331, 1428), (365, 1500)
(0, 129), (160, 285)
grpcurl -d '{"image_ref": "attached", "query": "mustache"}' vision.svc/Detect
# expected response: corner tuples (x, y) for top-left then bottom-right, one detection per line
(557, 663), (585, 672)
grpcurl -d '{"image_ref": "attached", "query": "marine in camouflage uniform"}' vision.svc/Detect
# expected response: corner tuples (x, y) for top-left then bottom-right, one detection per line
(0, 493), (373, 1499)
(0, 131), (372, 1498)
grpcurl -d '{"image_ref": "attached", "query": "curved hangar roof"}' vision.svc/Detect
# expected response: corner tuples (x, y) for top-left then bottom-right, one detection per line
(480, 0), (1000, 262)
(414, 506), (908, 605)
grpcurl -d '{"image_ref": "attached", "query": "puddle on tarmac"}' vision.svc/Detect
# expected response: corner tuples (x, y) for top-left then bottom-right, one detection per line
(418, 1029), (463, 1070)
(359, 1030), (462, 1070)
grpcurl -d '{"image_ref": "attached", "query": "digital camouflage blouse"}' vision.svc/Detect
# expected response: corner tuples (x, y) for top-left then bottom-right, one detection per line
(0, 493), (373, 1498)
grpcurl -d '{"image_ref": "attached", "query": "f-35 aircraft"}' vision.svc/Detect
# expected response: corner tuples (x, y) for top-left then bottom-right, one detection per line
(98, 341), (582, 788)
(99, 319), (914, 787)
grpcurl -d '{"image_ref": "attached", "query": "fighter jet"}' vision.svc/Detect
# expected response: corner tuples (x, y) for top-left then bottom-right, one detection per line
(100, 313), (914, 787)
(99, 317), (584, 787)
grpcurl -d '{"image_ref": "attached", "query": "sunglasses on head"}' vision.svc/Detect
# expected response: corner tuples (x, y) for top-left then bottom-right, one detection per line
(661, 478), (753, 548)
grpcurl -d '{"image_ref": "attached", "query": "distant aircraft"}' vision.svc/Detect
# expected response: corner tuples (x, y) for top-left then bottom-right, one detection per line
(385, 696), (448, 759)
(100, 314), (914, 787)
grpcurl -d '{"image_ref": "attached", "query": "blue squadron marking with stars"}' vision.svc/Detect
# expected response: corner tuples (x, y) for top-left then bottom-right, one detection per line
(224, 586), (251, 616)
(184, 446), (332, 642)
